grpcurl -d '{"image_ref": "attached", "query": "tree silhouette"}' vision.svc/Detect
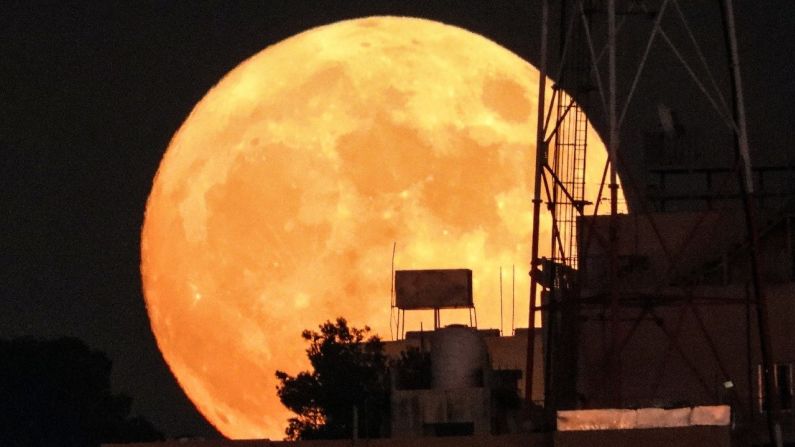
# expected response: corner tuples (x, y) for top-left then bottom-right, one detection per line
(0, 337), (163, 447)
(275, 318), (389, 440)
(390, 345), (431, 390)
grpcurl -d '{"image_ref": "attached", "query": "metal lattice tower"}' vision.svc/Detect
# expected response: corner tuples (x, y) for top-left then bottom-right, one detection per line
(526, 1), (783, 444)
(548, 1), (592, 271)
(549, 90), (589, 270)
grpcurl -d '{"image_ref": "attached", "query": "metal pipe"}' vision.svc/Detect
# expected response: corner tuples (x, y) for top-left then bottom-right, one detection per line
(722, 0), (753, 193)
(720, 0), (781, 444)
(500, 266), (504, 336)
(526, 0), (549, 405)
(512, 265), (516, 335)
(607, 0), (622, 406)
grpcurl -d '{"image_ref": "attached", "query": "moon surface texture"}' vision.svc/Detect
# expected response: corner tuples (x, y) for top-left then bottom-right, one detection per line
(141, 17), (609, 439)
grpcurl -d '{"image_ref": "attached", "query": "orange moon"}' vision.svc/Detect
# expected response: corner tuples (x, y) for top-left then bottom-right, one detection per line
(141, 16), (609, 439)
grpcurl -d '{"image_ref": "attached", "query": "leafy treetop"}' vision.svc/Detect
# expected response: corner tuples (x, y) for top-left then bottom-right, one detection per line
(276, 318), (389, 440)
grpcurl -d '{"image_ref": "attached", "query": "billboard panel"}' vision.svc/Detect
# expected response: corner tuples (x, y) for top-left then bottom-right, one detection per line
(395, 269), (473, 310)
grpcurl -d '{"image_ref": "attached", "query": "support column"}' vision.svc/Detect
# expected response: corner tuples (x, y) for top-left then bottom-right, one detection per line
(607, 0), (622, 406)
(526, 0), (549, 406)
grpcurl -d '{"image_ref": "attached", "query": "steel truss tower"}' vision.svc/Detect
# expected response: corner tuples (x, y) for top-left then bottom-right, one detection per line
(525, 1), (782, 444)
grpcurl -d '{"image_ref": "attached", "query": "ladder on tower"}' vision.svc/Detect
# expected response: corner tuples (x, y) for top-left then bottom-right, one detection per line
(550, 91), (589, 270)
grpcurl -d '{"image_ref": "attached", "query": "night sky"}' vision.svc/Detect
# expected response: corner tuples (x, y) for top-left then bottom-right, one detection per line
(1, 1), (793, 440)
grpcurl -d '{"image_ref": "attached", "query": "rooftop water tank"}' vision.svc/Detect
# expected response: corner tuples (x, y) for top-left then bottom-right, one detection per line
(431, 325), (488, 390)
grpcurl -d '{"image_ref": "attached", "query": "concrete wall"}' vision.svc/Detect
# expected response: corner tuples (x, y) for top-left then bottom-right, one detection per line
(486, 329), (545, 405)
(576, 283), (795, 417)
(573, 209), (795, 444)
(390, 388), (490, 437)
(579, 209), (795, 291)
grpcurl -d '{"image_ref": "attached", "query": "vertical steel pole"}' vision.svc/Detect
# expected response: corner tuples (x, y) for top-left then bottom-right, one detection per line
(722, 1), (753, 194)
(721, 0), (781, 445)
(500, 266), (504, 336)
(607, 0), (622, 406)
(526, 0), (549, 405)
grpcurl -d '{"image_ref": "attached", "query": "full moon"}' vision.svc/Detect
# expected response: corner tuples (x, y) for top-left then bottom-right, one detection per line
(142, 17), (609, 439)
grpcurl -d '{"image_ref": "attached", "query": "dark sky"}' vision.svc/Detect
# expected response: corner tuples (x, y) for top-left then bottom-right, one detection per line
(1, 0), (792, 440)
